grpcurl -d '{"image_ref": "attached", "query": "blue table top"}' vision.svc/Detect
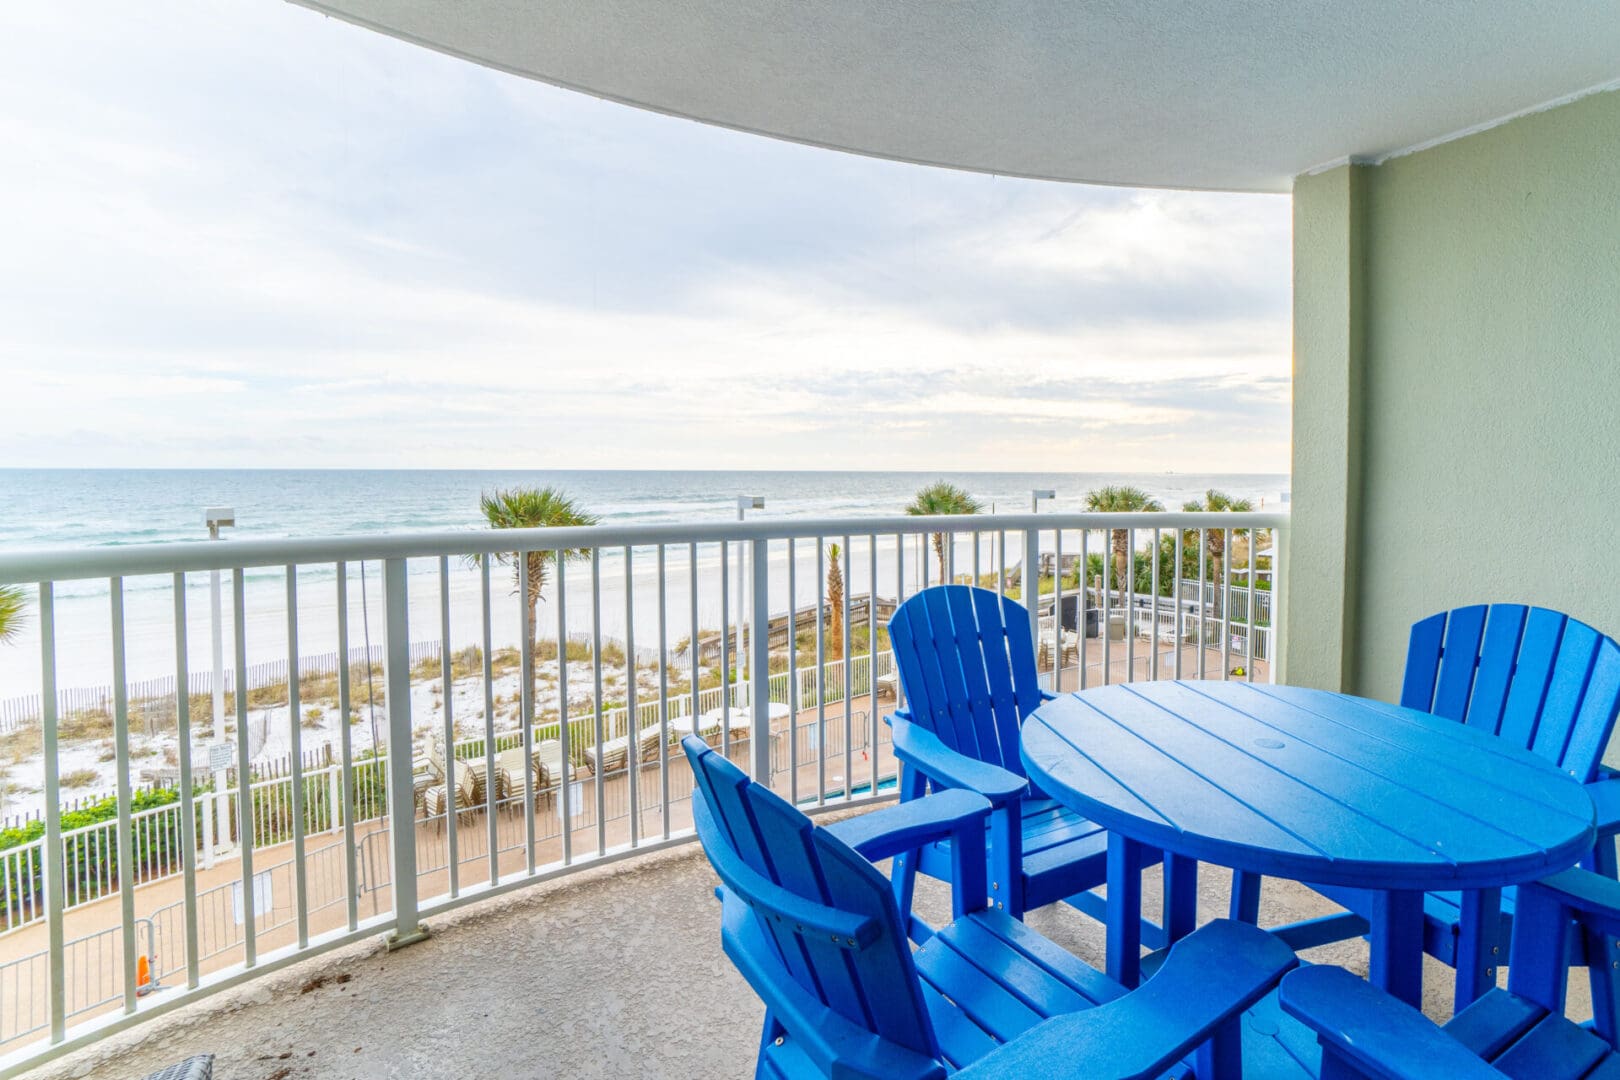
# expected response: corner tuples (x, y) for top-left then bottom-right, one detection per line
(1021, 681), (1596, 891)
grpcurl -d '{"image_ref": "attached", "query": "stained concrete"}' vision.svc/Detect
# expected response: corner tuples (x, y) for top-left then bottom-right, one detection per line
(18, 814), (1589, 1080)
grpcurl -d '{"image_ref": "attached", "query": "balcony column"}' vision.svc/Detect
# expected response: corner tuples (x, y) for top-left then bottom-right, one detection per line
(1286, 164), (1370, 691)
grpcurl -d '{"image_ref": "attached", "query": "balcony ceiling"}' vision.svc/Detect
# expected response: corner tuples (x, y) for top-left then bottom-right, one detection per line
(293, 0), (1620, 193)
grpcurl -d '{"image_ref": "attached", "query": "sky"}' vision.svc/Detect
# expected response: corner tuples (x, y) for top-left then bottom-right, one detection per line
(0, 1), (1292, 474)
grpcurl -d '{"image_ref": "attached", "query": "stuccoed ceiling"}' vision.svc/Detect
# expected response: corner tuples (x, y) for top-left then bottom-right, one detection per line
(290, 0), (1620, 192)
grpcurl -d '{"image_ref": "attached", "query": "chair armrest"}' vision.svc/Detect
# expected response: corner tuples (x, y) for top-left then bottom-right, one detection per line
(825, 789), (992, 864)
(889, 715), (1027, 807)
(1588, 776), (1620, 837)
(826, 791), (992, 919)
(1518, 867), (1620, 941)
(953, 920), (1296, 1080)
(1278, 966), (1503, 1080)
(718, 889), (946, 1080)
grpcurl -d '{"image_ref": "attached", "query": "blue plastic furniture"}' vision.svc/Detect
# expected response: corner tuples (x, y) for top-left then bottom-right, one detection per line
(681, 734), (1297, 1079)
(1235, 604), (1620, 1011)
(1278, 867), (1620, 1079)
(885, 585), (1161, 935)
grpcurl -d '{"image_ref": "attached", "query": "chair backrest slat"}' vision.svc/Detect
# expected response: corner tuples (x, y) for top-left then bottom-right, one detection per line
(1401, 604), (1620, 782)
(1532, 621), (1602, 767)
(1401, 612), (1447, 719)
(746, 782), (873, 1024)
(1497, 608), (1568, 749)
(919, 588), (985, 761)
(690, 740), (826, 995)
(1565, 641), (1620, 780)
(684, 737), (938, 1057)
(1432, 605), (1488, 722)
(889, 586), (1040, 776)
(954, 587), (1022, 772)
(1470, 605), (1530, 734)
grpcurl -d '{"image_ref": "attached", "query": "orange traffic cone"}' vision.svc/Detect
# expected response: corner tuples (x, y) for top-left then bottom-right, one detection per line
(136, 954), (152, 996)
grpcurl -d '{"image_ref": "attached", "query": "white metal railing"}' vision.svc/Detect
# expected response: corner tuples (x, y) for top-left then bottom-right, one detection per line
(0, 653), (897, 940)
(0, 509), (1284, 1068)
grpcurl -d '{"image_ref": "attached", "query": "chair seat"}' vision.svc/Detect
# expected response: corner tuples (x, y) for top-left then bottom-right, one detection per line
(1446, 987), (1620, 1079)
(1244, 978), (1620, 1080)
(1019, 798), (1110, 902)
(913, 909), (1141, 1072)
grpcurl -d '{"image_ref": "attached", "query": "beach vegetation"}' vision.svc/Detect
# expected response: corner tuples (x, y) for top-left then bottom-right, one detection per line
(1083, 485), (1164, 588)
(826, 544), (845, 660)
(904, 482), (984, 583)
(474, 487), (599, 655)
(0, 586), (25, 645)
(60, 768), (99, 789)
(1180, 489), (1253, 617)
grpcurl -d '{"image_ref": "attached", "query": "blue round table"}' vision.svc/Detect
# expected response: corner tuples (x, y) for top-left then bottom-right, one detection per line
(1021, 680), (1596, 1005)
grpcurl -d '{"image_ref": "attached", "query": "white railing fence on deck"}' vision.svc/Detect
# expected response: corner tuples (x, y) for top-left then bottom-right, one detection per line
(0, 509), (1284, 1070)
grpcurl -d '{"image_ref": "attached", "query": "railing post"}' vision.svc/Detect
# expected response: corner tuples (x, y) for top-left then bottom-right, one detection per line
(39, 583), (66, 1043)
(1023, 528), (1042, 687)
(382, 557), (428, 949)
(1271, 524), (1287, 684)
(750, 537), (772, 783)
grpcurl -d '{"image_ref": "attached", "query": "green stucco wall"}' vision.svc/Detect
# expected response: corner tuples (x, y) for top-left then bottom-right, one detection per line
(1289, 89), (1620, 701)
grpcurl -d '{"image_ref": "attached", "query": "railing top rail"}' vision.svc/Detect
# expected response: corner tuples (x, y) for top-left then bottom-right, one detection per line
(0, 511), (1286, 584)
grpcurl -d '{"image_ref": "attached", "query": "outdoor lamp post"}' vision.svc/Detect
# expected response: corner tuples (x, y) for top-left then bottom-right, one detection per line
(205, 507), (234, 863)
(1030, 488), (1055, 593)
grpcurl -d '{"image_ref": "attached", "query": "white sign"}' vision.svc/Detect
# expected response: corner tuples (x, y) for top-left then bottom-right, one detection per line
(208, 743), (234, 772)
(232, 871), (274, 925)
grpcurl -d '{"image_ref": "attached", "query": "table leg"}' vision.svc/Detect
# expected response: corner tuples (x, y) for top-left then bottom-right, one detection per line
(1368, 889), (1425, 1007)
(1163, 853), (1198, 944)
(1454, 887), (1502, 1011)
(1107, 834), (1144, 988)
(1230, 869), (1262, 924)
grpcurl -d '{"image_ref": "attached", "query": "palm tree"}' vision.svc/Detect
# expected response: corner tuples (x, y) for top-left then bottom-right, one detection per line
(0, 586), (25, 645)
(1082, 485), (1163, 589)
(478, 488), (599, 651)
(904, 481), (983, 584)
(826, 543), (845, 661)
(1181, 489), (1253, 617)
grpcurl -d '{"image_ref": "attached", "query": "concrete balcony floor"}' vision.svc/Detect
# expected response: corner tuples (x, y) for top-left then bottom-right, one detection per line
(23, 801), (1567, 1080)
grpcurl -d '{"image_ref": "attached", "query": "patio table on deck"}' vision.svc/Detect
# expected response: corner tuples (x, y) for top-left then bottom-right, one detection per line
(1021, 680), (1596, 1007)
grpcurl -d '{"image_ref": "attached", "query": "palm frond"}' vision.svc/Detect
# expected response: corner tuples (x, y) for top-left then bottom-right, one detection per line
(0, 586), (27, 645)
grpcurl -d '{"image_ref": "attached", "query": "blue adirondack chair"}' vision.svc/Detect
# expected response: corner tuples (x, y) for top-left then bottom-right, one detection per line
(1235, 604), (1620, 1012)
(682, 734), (1297, 1079)
(1278, 867), (1620, 1079)
(885, 585), (1162, 935)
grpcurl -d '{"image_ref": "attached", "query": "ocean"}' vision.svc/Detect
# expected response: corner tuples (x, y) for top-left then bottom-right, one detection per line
(0, 469), (1287, 693)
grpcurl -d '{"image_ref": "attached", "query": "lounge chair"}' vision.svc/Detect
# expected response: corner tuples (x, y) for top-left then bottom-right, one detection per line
(580, 726), (666, 775)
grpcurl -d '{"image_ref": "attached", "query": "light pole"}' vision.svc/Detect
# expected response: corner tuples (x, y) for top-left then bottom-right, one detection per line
(205, 507), (234, 863)
(735, 497), (764, 702)
(1030, 490), (1054, 593)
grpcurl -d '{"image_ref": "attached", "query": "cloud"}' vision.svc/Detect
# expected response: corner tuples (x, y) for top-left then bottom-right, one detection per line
(0, 0), (1291, 474)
